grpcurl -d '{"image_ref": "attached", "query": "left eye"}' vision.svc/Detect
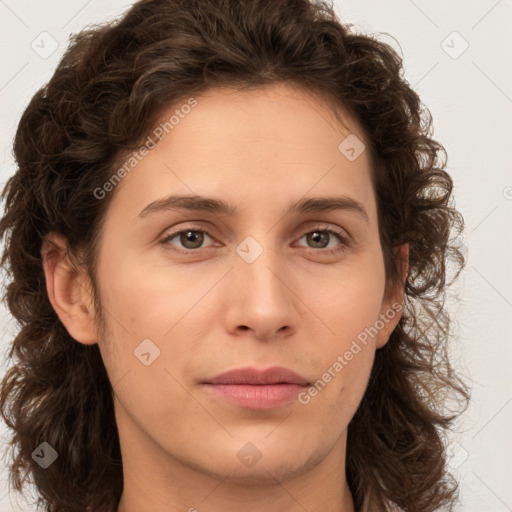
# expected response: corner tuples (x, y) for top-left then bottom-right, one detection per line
(160, 226), (349, 254)
(295, 229), (347, 251)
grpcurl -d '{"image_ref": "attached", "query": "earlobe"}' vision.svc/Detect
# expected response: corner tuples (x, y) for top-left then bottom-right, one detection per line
(41, 232), (98, 345)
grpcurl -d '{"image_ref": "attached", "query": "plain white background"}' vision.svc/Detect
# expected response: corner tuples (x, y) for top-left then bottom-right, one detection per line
(0, 1), (511, 511)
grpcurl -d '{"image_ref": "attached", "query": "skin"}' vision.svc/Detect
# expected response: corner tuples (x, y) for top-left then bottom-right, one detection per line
(42, 82), (408, 512)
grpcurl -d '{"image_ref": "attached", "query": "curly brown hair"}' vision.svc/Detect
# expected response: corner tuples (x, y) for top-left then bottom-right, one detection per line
(0, 0), (470, 511)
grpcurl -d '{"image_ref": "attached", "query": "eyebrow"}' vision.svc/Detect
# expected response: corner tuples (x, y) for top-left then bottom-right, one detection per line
(138, 194), (370, 224)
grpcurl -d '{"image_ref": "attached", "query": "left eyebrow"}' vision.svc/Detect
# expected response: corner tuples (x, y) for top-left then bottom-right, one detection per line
(138, 194), (370, 225)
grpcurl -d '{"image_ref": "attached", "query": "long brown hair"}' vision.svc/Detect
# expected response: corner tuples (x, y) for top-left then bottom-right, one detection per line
(0, 1), (470, 511)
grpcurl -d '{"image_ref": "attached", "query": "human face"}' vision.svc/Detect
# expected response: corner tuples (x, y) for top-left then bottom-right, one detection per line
(90, 83), (402, 509)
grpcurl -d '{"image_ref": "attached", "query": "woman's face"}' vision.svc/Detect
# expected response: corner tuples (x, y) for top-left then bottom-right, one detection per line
(87, 83), (404, 489)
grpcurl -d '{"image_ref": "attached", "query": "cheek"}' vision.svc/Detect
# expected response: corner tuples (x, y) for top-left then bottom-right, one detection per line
(95, 250), (217, 395)
(295, 252), (385, 404)
(98, 248), (210, 336)
(95, 255), (205, 431)
(301, 256), (386, 344)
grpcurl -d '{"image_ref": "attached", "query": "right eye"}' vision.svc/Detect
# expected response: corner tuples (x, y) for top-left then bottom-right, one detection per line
(160, 227), (219, 253)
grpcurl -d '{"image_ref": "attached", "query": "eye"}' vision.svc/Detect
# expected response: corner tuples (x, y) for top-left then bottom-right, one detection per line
(160, 226), (216, 253)
(295, 226), (350, 255)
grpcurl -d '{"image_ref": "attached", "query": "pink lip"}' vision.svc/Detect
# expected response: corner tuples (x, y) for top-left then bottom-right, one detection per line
(201, 366), (310, 410)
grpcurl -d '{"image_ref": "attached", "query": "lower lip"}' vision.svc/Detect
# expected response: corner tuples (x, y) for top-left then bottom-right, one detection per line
(201, 383), (307, 409)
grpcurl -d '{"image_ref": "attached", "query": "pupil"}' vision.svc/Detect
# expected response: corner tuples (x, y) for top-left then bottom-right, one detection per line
(182, 230), (203, 248)
(309, 231), (328, 248)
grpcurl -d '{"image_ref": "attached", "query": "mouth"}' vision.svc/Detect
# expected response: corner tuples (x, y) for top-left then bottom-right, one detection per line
(201, 366), (310, 410)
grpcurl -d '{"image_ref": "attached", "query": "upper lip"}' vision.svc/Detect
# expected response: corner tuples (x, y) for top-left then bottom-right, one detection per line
(203, 366), (310, 385)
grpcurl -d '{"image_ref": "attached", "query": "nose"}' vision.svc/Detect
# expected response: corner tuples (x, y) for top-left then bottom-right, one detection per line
(224, 238), (299, 340)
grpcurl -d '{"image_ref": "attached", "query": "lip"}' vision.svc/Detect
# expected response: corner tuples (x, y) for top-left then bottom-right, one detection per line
(204, 366), (310, 386)
(201, 366), (310, 410)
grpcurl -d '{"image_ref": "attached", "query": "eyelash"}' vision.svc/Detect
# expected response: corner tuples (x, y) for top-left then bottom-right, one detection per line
(159, 224), (351, 256)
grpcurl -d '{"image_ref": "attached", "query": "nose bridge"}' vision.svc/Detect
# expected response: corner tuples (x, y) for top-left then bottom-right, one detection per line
(228, 232), (295, 335)
(235, 233), (285, 297)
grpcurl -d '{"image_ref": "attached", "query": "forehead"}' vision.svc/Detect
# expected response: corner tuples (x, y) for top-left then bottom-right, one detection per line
(106, 83), (376, 224)
(163, 83), (364, 155)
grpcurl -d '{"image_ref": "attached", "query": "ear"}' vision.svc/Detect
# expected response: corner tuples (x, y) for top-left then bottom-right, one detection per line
(375, 243), (409, 349)
(41, 232), (99, 345)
